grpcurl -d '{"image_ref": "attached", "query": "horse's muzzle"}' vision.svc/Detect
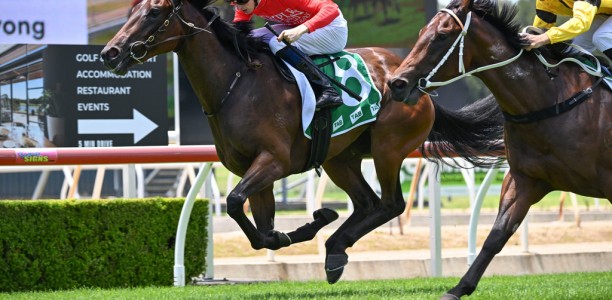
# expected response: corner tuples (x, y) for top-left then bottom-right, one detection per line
(100, 46), (130, 75)
(388, 77), (418, 104)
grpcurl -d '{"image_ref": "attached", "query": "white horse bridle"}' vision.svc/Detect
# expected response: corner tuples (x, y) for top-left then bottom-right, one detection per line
(417, 8), (524, 95)
(417, 9), (605, 96)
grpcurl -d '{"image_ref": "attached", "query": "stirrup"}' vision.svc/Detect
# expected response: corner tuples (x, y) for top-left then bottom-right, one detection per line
(316, 98), (343, 110)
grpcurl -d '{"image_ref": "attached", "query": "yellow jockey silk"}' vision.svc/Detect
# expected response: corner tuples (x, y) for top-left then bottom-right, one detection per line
(534, 0), (612, 44)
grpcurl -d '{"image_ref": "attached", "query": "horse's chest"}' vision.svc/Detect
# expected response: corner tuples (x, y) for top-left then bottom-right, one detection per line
(505, 130), (565, 176)
(215, 143), (255, 177)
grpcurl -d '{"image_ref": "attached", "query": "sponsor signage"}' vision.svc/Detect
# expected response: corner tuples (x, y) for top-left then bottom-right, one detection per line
(43, 45), (168, 147)
(0, 0), (88, 45)
(15, 149), (58, 164)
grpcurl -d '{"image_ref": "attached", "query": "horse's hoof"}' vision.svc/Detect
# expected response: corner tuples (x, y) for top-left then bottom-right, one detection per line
(313, 208), (339, 224)
(439, 293), (461, 300)
(325, 253), (348, 284)
(325, 266), (344, 284)
(266, 230), (291, 250)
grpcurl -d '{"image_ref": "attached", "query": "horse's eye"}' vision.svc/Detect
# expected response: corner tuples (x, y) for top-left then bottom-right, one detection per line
(148, 8), (161, 18)
(437, 32), (448, 41)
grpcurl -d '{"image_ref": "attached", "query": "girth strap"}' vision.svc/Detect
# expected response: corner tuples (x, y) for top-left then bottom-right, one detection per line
(503, 77), (603, 123)
(303, 109), (332, 175)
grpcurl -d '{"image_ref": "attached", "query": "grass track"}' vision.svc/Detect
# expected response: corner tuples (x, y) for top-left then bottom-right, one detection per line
(2, 271), (610, 299)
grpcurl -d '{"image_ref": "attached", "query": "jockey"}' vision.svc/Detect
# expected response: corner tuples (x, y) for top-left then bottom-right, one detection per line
(521, 0), (612, 61)
(225, 0), (348, 110)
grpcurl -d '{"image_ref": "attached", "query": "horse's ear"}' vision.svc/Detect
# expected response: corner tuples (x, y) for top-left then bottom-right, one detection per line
(186, 0), (213, 8)
(460, 0), (473, 10)
(448, 0), (473, 11)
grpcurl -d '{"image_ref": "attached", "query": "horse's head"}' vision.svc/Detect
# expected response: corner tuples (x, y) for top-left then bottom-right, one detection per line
(101, 0), (211, 75)
(388, 0), (474, 104)
(388, 0), (525, 104)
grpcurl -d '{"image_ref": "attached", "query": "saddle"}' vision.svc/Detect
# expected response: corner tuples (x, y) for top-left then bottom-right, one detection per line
(266, 51), (383, 173)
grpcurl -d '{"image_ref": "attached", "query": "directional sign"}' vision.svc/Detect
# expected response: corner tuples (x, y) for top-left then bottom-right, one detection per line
(42, 45), (168, 147)
(77, 109), (158, 144)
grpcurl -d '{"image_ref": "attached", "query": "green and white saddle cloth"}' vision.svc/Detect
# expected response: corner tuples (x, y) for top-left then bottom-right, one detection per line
(288, 51), (382, 139)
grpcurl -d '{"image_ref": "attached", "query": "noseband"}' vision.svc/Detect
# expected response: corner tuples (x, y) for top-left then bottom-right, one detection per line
(128, 0), (219, 63)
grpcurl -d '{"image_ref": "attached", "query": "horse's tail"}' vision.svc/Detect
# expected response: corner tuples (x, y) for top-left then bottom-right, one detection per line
(422, 94), (505, 168)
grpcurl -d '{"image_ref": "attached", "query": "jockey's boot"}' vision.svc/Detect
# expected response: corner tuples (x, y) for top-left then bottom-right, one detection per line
(276, 47), (343, 110)
(604, 49), (612, 62)
(603, 49), (612, 76)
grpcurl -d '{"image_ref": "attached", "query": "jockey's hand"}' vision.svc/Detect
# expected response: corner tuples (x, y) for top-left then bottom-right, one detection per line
(519, 33), (551, 51)
(277, 25), (309, 44)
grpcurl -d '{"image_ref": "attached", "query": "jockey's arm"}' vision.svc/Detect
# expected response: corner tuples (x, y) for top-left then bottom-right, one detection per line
(543, 1), (598, 44)
(277, 25), (309, 44)
(278, 0), (340, 44)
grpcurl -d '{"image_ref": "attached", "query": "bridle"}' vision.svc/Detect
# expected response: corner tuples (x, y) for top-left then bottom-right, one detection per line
(415, 8), (524, 97)
(125, 0), (260, 118)
(419, 8), (606, 123)
(415, 8), (605, 98)
(128, 0), (219, 64)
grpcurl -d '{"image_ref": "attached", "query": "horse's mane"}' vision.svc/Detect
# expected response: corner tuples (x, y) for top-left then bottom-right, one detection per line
(199, 0), (266, 60)
(462, 0), (524, 49)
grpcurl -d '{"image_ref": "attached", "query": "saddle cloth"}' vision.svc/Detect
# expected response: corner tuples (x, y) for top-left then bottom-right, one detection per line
(283, 51), (383, 139)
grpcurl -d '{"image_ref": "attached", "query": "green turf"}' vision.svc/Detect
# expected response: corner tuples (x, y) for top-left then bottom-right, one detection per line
(2, 271), (609, 299)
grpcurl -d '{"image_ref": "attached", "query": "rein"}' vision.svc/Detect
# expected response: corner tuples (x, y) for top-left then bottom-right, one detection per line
(418, 8), (607, 124)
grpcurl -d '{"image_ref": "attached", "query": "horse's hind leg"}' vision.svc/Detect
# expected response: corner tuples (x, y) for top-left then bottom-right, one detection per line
(442, 171), (550, 300)
(325, 156), (409, 284)
(284, 207), (339, 244)
(320, 154), (382, 283)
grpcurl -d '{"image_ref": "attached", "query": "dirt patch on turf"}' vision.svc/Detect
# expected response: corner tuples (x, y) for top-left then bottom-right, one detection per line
(214, 220), (612, 258)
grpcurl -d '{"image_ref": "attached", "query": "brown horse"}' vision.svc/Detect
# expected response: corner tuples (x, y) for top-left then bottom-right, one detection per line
(102, 0), (503, 283)
(389, 0), (612, 298)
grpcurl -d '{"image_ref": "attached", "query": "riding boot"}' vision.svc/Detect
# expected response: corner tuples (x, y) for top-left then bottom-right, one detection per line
(276, 47), (343, 110)
(603, 49), (612, 76)
(604, 49), (612, 61)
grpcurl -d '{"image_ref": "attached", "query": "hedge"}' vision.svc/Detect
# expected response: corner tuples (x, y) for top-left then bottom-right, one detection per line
(0, 198), (208, 292)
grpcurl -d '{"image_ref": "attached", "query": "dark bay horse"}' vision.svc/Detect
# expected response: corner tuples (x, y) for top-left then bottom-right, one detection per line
(102, 0), (503, 283)
(388, 0), (612, 298)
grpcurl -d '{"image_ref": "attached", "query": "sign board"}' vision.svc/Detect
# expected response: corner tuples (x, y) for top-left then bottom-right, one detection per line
(0, 0), (87, 45)
(43, 45), (168, 147)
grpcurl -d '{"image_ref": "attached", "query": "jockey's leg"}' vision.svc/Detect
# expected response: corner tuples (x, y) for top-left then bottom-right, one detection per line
(263, 15), (348, 110)
(592, 15), (612, 62)
(605, 49), (612, 61)
(275, 46), (343, 110)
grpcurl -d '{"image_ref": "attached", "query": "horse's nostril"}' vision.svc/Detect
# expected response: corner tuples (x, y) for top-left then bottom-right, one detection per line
(391, 78), (408, 90)
(104, 47), (120, 60)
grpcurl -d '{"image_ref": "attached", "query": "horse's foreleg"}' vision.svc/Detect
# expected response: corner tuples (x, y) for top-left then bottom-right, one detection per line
(225, 154), (289, 251)
(247, 186), (275, 232)
(442, 172), (550, 300)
